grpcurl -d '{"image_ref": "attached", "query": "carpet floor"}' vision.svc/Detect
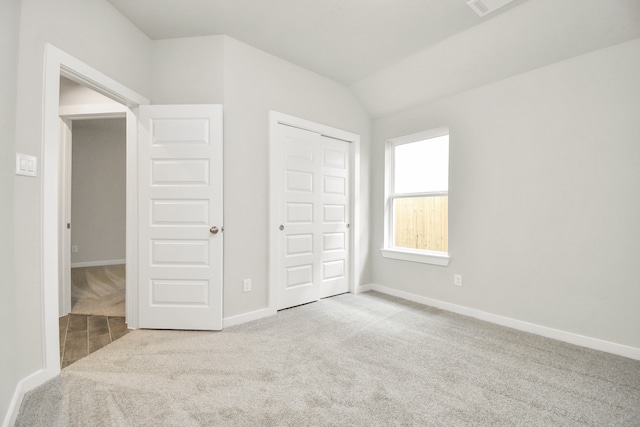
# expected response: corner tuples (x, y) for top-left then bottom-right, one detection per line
(16, 292), (640, 426)
(71, 264), (125, 317)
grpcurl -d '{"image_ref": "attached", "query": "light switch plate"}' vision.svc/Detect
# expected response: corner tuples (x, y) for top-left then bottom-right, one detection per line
(16, 153), (37, 177)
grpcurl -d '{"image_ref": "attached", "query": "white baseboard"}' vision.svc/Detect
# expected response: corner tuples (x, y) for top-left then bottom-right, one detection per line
(223, 307), (277, 328)
(364, 283), (640, 361)
(3, 367), (57, 427)
(355, 284), (373, 294)
(70, 259), (125, 268)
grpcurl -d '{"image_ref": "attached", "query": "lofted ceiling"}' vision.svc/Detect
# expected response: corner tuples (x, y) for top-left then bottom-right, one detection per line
(107, 0), (640, 117)
(106, 0), (526, 85)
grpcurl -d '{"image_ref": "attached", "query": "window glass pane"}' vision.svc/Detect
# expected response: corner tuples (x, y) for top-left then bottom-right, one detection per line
(394, 135), (449, 194)
(393, 196), (448, 252)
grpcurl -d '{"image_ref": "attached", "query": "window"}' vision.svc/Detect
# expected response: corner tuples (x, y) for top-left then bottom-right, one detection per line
(382, 128), (450, 266)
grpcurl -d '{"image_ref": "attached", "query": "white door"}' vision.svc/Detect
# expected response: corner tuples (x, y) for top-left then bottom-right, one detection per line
(138, 105), (223, 330)
(276, 124), (350, 310)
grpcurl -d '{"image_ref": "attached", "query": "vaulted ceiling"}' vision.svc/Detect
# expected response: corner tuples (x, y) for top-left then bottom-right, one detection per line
(107, 0), (640, 117)
(106, 0), (526, 85)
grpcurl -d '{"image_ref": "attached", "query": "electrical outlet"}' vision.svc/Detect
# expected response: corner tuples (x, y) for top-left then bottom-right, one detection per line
(454, 274), (463, 287)
(71, 245), (78, 253)
(243, 279), (252, 292)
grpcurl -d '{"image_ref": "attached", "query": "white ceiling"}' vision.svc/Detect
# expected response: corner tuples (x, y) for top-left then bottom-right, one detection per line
(106, 0), (526, 85)
(107, 0), (640, 117)
(355, 0), (640, 117)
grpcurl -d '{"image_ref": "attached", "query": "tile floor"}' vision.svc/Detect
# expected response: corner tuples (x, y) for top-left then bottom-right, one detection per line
(59, 313), (129, 368)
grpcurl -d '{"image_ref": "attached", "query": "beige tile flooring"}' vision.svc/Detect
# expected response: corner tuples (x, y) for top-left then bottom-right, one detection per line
(59, 313), (129, 368)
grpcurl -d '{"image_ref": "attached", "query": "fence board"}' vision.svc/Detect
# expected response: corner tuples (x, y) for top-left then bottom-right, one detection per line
(394, 196), (448, 252)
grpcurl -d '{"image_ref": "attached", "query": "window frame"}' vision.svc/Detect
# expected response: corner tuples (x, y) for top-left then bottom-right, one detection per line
(382, 127), (450, 266)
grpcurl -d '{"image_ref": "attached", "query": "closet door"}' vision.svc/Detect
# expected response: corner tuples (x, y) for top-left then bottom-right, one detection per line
(317, 135), (350, 299)
(275, 124), (350, 310)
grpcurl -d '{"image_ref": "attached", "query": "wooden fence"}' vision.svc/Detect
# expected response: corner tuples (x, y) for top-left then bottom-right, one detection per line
(394, 196), (448, 252)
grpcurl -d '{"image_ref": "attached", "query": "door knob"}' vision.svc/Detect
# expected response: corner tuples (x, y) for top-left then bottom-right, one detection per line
(210, 226), (219, 234)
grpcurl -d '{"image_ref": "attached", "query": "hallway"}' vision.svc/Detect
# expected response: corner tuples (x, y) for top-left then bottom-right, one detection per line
(58, 314), (128, 368)
(59, 264), (129, 367)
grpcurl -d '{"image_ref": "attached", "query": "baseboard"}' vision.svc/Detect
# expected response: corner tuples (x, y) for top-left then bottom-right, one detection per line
(3, 367), (57, 427)
(364, 283), (640, 361)
(223, 307), (277, 328)
(355, 284), (373, 294)
(70, 259), (125, 268)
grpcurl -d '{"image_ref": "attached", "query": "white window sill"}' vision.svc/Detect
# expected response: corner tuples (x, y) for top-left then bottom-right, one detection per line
(380, 248), (450, 266)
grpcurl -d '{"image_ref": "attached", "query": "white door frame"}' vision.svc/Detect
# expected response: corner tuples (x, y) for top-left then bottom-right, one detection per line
(58, 117), (72, 316)
(57, 106), (128, 317)
(268, 111), (361, 312)
(38, 44), (148, 387)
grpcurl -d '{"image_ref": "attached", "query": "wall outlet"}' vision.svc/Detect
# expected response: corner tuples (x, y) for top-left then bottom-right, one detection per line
(71, 245), (78, 253)
(454, 274), (463, 287)
(243, 279), (252, 292)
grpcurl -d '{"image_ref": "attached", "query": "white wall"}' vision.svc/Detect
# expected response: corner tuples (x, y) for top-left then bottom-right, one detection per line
(221, 36), (371, 317)
(0, 0), (21, 421)
(71, 118), (127, 265)
(12, 0), (151, 403)
(59, 77), (122, 106)
(151, 36), (225, 104)
(370, 38), (640, 349)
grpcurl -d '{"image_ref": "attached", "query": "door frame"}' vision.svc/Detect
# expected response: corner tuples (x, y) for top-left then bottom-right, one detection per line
(39, 44), (148, 385)
(57, 106), (128, 317)
(58, 117), (72, 316)
(268, 111), (361, 312)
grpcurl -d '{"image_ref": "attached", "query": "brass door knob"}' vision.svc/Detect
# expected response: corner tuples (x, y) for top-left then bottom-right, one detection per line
(210, 226), (219, 234)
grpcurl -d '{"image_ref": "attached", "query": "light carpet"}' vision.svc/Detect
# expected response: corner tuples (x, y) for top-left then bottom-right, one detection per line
(71, 264), (125, 317)
(16, 292), (640, 426)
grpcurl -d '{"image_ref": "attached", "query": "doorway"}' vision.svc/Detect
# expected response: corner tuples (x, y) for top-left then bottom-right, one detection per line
(67, 118), (126, 315)
(58, 78), (130, 366)
(38, 44), (149, 385)
(41, 46), (222, 383)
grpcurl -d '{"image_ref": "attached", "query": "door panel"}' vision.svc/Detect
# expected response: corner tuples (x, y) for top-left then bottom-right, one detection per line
(318, 135), (350, 299)
(287, 203), (314, 223)
(277, 125), (321, 309)
(276, 125), (350, 310)
(138, 105), (223, 330)
(150, 200), (209, 225)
